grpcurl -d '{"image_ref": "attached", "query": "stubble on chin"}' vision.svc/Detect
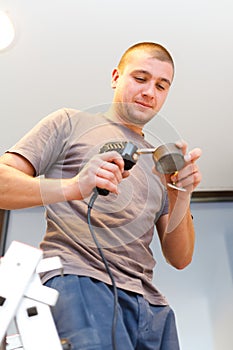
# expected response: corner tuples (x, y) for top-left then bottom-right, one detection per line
(124, 102), (157, 126)
(110, 102), (157, 128)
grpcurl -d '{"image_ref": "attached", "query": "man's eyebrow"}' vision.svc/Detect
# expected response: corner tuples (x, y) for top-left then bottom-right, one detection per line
(160, 78), (171, 86)
(132, 69), (151, 76)
(132, 70), (171, 86)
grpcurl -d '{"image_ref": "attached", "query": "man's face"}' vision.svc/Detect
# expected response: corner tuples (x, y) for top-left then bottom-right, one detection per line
(111, 51), (174, 132)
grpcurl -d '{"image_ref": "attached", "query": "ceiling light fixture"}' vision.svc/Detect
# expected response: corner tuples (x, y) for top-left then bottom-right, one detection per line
(0, 10), (15, 51)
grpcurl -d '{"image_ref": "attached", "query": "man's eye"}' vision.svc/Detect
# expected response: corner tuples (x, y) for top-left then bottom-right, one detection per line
(135, 77), (146, 82)
(157, 84), (165, 91)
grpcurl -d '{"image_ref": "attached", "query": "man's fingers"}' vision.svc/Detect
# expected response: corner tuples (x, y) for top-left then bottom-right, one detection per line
(97, 161), (123, 183)
(184, 147), (202, 163)
(93, 151), (128, 194)
(99, 151), (125, 173)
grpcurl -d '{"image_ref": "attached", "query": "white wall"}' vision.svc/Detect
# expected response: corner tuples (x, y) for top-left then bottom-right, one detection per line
(152, 201), (233, 350)
(4, 200), (233, 349)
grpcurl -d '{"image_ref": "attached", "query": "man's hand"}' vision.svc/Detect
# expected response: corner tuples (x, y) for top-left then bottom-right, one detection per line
(153, 140), (202, 194)
(75, 151), (130, 199)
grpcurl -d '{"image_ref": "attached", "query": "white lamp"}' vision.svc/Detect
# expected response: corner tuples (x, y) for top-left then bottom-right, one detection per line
(0, 10), (15, 51)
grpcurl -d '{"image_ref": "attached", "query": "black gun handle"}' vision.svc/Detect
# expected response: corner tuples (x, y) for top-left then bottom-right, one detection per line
(96, 187), (110, 196)
(95, 142), (138, 196)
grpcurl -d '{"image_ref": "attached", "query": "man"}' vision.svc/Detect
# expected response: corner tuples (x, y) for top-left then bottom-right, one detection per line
(0, 42), (202, 349)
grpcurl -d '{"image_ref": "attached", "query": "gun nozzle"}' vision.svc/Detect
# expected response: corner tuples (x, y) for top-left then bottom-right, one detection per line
(136, 148), (156, 155)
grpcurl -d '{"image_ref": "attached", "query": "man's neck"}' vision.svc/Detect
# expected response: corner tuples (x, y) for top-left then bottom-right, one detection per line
(105, 106), (144, 136)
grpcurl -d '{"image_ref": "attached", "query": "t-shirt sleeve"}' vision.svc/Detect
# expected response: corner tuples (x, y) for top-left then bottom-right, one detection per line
(154, 190), (168, 224)
(7, 108), (74, 176)
(161, 192), (169, 215)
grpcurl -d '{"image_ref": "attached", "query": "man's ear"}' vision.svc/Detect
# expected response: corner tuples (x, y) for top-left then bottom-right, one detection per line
(111, 68), (120, 89)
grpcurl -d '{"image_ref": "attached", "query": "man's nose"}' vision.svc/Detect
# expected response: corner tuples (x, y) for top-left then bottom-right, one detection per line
(142, 82), (155, 98)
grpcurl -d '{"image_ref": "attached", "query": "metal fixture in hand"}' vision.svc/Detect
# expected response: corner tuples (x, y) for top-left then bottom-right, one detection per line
(137, 143), (186, 192)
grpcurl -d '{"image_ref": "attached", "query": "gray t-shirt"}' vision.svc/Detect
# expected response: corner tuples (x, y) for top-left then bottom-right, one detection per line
(8, 108), (169, 305)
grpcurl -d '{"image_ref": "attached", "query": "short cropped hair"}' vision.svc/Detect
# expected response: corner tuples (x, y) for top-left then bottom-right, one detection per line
(117, 42), (174, 74)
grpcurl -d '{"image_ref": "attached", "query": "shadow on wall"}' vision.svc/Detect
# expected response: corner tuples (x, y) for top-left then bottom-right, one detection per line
(0, 209), (10, 256)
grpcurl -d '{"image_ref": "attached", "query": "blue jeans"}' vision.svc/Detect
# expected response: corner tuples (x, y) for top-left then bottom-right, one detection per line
(45, 275), (180, 350)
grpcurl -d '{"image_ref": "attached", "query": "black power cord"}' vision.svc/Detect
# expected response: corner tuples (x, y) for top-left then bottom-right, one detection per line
(87, 190), (118, 350)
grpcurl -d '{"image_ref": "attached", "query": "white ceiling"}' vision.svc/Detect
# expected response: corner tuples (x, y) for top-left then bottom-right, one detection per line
(1, 0), (233, 190)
